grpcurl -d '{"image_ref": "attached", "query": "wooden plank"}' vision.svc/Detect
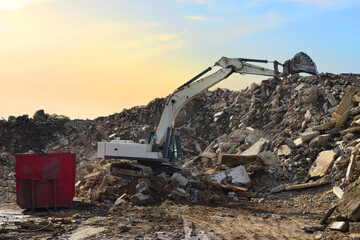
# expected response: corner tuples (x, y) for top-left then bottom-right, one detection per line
(333, 86), (357, 120)
(285, 178), (329, 191)
(218, 154), (260, 166)
(220, 184), (248, 192)
(336, 106), (351, 128)
(346, 153), (356, 182)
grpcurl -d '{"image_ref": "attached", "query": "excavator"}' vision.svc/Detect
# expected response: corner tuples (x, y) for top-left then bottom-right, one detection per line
(97, 52), (320, 175)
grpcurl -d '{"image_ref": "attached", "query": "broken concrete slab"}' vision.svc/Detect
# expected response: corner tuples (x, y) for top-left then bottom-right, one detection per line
(130, 193), (151, 206)
(294, 138), (303, 146)
(333, 186), (344, 199)
(241, 138), (268, 156)
(277, 145), (291, 156)
(301, 130), (320, 143)
(171, 173), (189, 187)
(309, 134), (331, 147)
(327, 93), (339, 107)
(136, 181), (151, 194)
(227, 166), (251, 185)
(209, 166), (251, 186)
(245, 130), (271, 145)
(313, 121), (336, 131)
(258, 151), (278, 166)
(308, 150), (338, 178)
(329, 221), (349, 232)
(302, 224), (325, 233)
(201, 151), (216, 159)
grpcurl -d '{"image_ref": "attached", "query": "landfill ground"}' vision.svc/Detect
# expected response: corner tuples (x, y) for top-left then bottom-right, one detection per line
(0, 186), (349, 240)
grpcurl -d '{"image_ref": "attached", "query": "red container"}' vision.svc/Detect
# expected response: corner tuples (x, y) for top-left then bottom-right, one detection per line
(16, 152), (76, 210)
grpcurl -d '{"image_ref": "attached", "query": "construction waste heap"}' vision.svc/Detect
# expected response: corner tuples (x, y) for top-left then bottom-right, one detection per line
(2, 72), (360, 239)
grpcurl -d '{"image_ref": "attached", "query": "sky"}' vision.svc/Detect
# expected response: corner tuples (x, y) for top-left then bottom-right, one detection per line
(1, 0), (359, 119)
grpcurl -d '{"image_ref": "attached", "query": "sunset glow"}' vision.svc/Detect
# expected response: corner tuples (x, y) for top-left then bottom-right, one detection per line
(1, 0), (359, 119)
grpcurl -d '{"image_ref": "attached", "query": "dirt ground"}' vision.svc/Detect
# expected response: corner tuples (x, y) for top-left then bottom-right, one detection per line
(0, 185), (352, 240)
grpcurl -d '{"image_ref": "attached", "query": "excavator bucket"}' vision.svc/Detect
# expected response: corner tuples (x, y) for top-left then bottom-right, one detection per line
(284, 52), (320, 79)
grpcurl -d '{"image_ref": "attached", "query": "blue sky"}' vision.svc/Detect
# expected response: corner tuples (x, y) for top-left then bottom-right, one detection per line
(1, 0), (359, 118)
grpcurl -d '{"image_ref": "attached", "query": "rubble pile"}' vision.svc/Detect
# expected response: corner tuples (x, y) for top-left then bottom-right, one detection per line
(74, 159), (257, 206)
(1, 74), (360, 197)
(0, 152), (15, 202)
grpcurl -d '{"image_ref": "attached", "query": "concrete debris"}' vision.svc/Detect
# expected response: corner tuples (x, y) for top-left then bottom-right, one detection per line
(301, 131), (320, 143)
(309, 134), (331, 147)
(333, 186), (344, 199)
(302, 224), (325, 233)
(241, 138), (268, 156)
(308, 150), (338, 178)
(171, 173), (189, 187)
(329, 221), (349, 232)
(130, 193), (151, 206)
(276, 145), (291, 156)
(3, 73), (360, 239)
(210, 166), (251, 186)
(258, 151), (278, 166)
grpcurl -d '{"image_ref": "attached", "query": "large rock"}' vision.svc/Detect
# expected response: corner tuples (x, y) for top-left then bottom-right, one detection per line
(309, 134), (331, 147)
(170, 173), (189, 187)
(130, 193), (151, 206)
(337, 181), (360, 222)
(258, 151), (278, 166)
(277, 145), (291, 156)
(308, 150), (338, 178)
(241, 138), (268, 156)
(136, 181), (151, 194)
(209, 166), (251, 186)
(301, 130), (320, 142)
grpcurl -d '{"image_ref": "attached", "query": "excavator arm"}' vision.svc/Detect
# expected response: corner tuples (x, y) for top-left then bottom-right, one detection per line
(154, 52), (320, 148)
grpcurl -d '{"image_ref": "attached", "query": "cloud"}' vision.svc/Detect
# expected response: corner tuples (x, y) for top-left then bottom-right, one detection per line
(182, 15), (218, 22)
(0, 0), (53, 11)
(175, 0), (208, 4)
(232, 11), (286, 36)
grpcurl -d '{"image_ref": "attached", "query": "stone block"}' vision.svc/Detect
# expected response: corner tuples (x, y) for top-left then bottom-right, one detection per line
(136, 181), (151, 194)
(309, 134), (331, 147)
(241, 138), (268, 156)
(170, 173), (189, 187)
(329, 221), (349, 232)
(130, 193), (150, 206)
(277, 145), (291, 156)
(308, 150), (338, 178)
(333, 186), (344, 199)
(301, 130), (320, 142)
(258, 151), (278, 166)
